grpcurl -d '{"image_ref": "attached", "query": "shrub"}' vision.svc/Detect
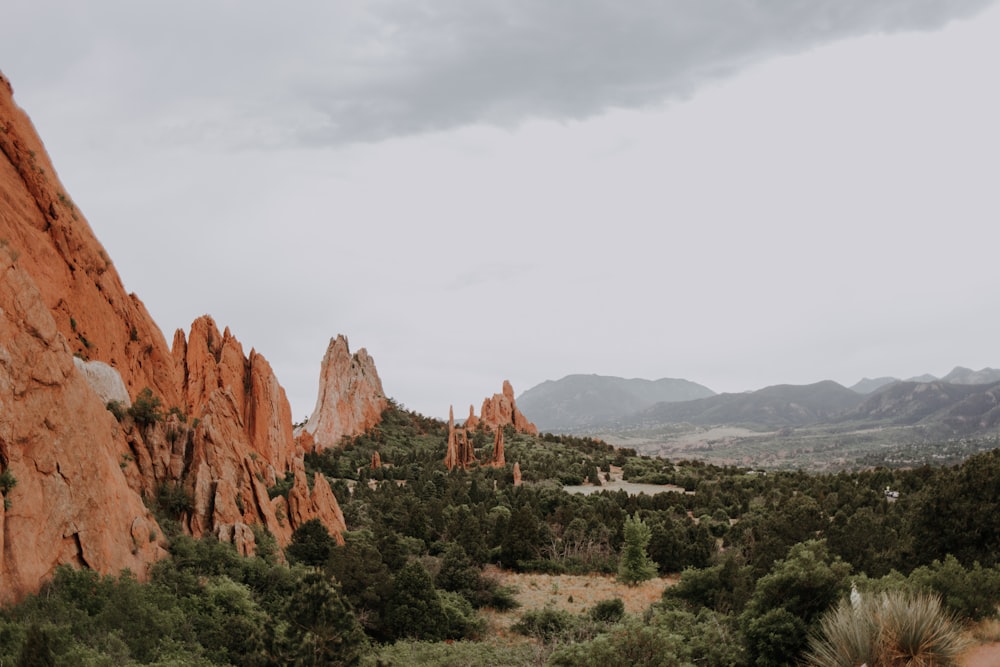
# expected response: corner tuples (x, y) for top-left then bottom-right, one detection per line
(590, 598), (625, 623)
(155, 482), (193, 519)
(106, 400), (126, 421)
(511, 607), (577, 643)
(128, 388), (163, 428)
(806, 590), (967, 667)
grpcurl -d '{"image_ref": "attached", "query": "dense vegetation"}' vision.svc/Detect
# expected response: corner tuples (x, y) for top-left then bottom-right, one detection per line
(3, 402), (1000, 665)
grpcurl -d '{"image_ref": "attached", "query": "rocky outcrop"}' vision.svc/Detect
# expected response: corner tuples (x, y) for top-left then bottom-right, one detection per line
(464, 405), (480, 431)
(444, 406), (476, 471)
(371, 451), (382, 470)
(73, 357), (131, 406)
(513, 461), (523, 486)
(475, 381), (538, 435)
(0, 71), (356, 599)
(286, 468), (346, 545)
(489, 427), (506, 468)
(0, 244), (165, 604)
(300, 335), (388, 450)
(0, 72), (180, 409)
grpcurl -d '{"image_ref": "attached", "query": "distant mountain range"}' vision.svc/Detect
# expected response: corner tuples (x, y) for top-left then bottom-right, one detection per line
(515, 374), (715, 432)
(619, 381), (862, 430)
(518, 367), (1000, 435)
(850, 367), (1000, 394)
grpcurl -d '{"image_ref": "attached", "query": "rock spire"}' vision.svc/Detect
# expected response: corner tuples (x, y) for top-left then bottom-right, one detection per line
(300, 335), (388, 450)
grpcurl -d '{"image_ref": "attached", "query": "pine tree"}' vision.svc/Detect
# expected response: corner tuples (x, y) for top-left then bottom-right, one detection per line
(618, 512), (658, 585)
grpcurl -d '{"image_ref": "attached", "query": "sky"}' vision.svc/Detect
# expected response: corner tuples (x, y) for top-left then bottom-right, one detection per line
(2, 1), (999, 421)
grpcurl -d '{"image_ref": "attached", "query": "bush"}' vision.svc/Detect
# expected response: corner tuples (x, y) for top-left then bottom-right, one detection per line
(906, 555), (1000, 622)
(806, 590), (967, 667)
(511, 607), (577, 643)
(127, 388), (163, 428)
(106, 400), (126, 422)
(154, 482), (193, 519)
(589, 598), (625, 623)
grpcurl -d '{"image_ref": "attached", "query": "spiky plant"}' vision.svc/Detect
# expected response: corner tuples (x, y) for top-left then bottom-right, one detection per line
(806, 590), (968, 667)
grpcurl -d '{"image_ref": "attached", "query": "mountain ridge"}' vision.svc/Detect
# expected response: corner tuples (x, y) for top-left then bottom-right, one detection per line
(516, 373), (715, 432)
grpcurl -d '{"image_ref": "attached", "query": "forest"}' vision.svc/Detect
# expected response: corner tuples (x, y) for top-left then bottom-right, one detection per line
(2, 402), (999, 666)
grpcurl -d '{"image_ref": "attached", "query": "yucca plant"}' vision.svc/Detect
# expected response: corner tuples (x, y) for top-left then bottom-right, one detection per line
(806, 590), (967, 667)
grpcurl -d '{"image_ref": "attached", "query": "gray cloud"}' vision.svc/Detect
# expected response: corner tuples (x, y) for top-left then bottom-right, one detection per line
(7, 0), (995, 148)
(291, 0), (999, 143)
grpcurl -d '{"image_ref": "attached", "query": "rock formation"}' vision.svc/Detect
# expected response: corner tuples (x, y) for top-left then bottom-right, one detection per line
(371, 451), (382, 470)
(0, 71), (360, 600)
(513, 461), (523, 486)
(464, 405), (480, 431)
(299, 335), (388, 450)
(0, 243), (165, 604)
(489, 427), (506, 468)
(444, 406), (476, 471)
(475, 381), (539, 435)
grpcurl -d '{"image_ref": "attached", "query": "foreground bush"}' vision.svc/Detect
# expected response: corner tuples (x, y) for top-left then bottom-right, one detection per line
(806, 590), (967, 667)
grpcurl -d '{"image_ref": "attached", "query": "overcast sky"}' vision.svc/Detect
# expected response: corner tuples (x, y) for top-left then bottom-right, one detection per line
(3, 1), (999, 420)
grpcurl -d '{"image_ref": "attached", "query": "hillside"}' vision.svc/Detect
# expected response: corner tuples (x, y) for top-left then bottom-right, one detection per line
(516, 374), (715, 432)
(843, 380), (1000, 434)
(619, 380), (864, 430)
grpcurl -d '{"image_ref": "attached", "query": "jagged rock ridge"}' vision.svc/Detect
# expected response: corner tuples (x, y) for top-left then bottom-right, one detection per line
(0, 71), (372, 601)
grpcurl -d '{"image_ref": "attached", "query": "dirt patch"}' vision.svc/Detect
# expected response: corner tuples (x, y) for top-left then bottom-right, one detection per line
(959, 642), (1000, 667)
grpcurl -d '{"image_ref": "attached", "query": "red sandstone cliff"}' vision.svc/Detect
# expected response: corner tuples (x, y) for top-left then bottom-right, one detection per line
(0, 72), (355, 600)
(299, 335), (388, 450)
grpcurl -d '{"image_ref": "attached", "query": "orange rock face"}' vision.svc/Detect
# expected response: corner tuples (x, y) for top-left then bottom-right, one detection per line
(489, 428), (506, 468)
(300, 335), (388, 450)
(444, 406), (476, 471)
(0, 72), (180, 409)
(0, 71), (355, 599)
(476, 380), (539, 435)
(0, 245), (165, 604)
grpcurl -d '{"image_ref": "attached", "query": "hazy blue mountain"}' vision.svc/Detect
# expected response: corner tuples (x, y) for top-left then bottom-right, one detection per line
(843, 380), (1000, 434)
(619, 380), (864, 429)
(850, 377), (899, 394)
(516, 374), (715, 432)
(941, 366), (1000, 385)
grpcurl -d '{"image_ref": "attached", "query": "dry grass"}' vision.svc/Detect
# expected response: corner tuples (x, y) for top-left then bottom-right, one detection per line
(481, 567), (676, 636)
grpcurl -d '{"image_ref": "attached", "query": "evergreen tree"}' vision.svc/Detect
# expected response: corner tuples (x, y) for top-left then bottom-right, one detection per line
(282, 570), (367, 666)
(618, 512), (658, 585)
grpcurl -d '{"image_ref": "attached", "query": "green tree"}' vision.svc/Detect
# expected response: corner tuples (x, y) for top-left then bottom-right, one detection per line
(17, 624), (54, 667)
(282, 570), (366, 666)
(286, 518), (336, 568)
(618, 512), (657, 585)
(740, 540), (851, 667)
(383, 561), (447, 641)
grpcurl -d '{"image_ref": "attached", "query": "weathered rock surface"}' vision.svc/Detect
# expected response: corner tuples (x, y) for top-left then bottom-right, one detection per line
(489, 427), (506, 468)
(0, 72), (180, 408)
(73, 357), (131, 406)
(0, 245), (165, 604)
(300, 335), (387, 450)
(444, 406), (476, 471)
(476, 380), (539, 435)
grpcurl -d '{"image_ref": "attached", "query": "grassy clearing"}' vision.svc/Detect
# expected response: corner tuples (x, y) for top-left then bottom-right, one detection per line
(481, 568), (675, 635)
